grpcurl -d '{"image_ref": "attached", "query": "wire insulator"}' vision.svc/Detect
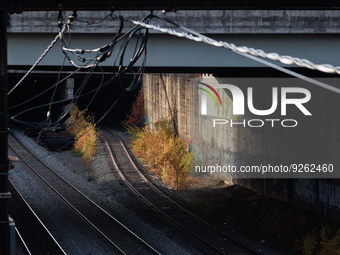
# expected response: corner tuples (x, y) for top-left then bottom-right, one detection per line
(75, 49), (84, 54)
(68, 14), (75, 22)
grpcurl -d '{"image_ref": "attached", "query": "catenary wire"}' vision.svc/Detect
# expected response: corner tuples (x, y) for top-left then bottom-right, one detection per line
(125, 15), (340, 76)
(238, 51), (340, 94)
(8, 69), (80, 110)
(8, 15), (149, 124)
(6, 13), (340, 160)
(75, 11), (116, 26)
(7, 19), (72, 96)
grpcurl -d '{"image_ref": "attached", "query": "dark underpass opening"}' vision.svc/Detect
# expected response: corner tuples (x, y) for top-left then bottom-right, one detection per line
(9, 67), (333, 129)
(8, 72), (140, 130)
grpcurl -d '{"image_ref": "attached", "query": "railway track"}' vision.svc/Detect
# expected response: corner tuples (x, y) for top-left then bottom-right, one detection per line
(102, 127), (263, 255)
(8, 130), (161, 255)
(9, 180), (66, 255)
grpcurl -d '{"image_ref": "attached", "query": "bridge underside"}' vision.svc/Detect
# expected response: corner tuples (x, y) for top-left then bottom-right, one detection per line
(8, 33), (340, 76)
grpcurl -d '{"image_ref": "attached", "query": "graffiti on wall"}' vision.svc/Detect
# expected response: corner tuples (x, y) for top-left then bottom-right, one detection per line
(188, 141), (202, 164)
(294, 179), (317, 205)
(294, 179), (340, 209)
(319, 180), (340, 208)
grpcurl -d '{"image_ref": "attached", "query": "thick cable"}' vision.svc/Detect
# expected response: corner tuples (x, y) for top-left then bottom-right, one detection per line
(8, 15), (147, 124)
(8, 18), (73, 96)
(238, 52), (340, 94)
(126, 16), (340, 76)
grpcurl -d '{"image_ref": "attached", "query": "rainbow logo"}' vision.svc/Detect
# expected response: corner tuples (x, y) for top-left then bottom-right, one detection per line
(197, 82), (222, 107)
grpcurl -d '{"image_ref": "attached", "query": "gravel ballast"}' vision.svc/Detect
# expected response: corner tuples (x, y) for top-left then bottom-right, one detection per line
(9, 126), (202, 255)
(9, 125), (287, 255)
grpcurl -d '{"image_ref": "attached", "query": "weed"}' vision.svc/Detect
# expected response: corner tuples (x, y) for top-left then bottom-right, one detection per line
(301, 230), (318, 255)
(128, 118), (193, 190)
(252, 203), (340, 254)
(71, 148), (83, 157)
(254, 205), (306, 248)
(87, 173), (93, 182)
(299, 227), (340, 255)
(66, 104), (100, 180)
(122, 90), (144, 127)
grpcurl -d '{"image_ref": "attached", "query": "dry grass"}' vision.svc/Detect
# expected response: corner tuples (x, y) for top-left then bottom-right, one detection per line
(128, 119), (192, 190)
(66, 104), (100, 180)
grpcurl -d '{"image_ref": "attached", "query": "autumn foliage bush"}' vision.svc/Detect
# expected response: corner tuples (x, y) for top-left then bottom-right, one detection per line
(300, 227), (340, 255)
(128, 119), (192, 190)
(66, 105), (100, 180)
(122, 90), (144, 127)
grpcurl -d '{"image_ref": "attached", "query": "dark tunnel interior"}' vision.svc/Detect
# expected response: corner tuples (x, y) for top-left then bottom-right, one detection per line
(7, 72), (140, 130)
(7, 66), (337, 130)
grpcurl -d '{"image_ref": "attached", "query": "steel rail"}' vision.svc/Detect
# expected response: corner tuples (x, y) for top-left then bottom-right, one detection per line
(103, 127), (263, 255)
(103, 129), (243, 254)
(102, 137), (226, 254)
(9, 180), (66, 255)
(15, 227), (32, 255)
(9, 130), (161, 255)
(8, 143), (127, 255)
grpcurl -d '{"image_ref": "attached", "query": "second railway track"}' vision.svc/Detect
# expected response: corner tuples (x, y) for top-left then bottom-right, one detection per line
(8, 129), (161, 255)
(9, 180), (67, 255)
(102, 127), (263, 255)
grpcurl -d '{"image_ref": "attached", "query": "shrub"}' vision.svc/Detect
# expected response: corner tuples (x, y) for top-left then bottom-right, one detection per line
(254, 205), (306, 248)
(300, 227), (340, 255)
(301, 231), (318, 255)
(122, 90), (144, 127)
(128, 118), (192, 189)
(66, 104), (100, 180)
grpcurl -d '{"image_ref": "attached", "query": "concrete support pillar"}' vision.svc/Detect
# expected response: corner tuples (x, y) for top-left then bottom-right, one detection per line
(55, 78), (74, 123)
(64, 78), (74, 100)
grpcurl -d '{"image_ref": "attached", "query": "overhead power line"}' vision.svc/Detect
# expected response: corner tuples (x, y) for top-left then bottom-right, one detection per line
(7, 16), (75, 96)
(7, 33), (61, 95)
(126, 16), (340, 76)
(6, 14), (150, 125)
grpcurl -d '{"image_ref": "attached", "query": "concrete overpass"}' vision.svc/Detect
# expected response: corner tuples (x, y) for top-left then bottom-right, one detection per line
(4, 5), (340, 255)
(7, 10), (340, 72)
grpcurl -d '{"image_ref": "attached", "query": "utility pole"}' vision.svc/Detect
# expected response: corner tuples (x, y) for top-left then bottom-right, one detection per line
(0, 10), (9, 255)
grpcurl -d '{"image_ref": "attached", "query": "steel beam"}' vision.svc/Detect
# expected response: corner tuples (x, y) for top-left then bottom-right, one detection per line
(0, 10), (9, 255)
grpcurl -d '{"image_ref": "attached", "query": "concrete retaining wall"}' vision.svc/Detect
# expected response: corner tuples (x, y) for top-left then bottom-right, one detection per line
(143, 73), (195, 138)
(143, 73), (340, 221)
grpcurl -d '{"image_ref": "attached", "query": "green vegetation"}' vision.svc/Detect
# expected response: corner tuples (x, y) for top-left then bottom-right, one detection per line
(253, 204), (340, 254)
(254, 205), (306, 248)
(299, 227), (340, 255)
